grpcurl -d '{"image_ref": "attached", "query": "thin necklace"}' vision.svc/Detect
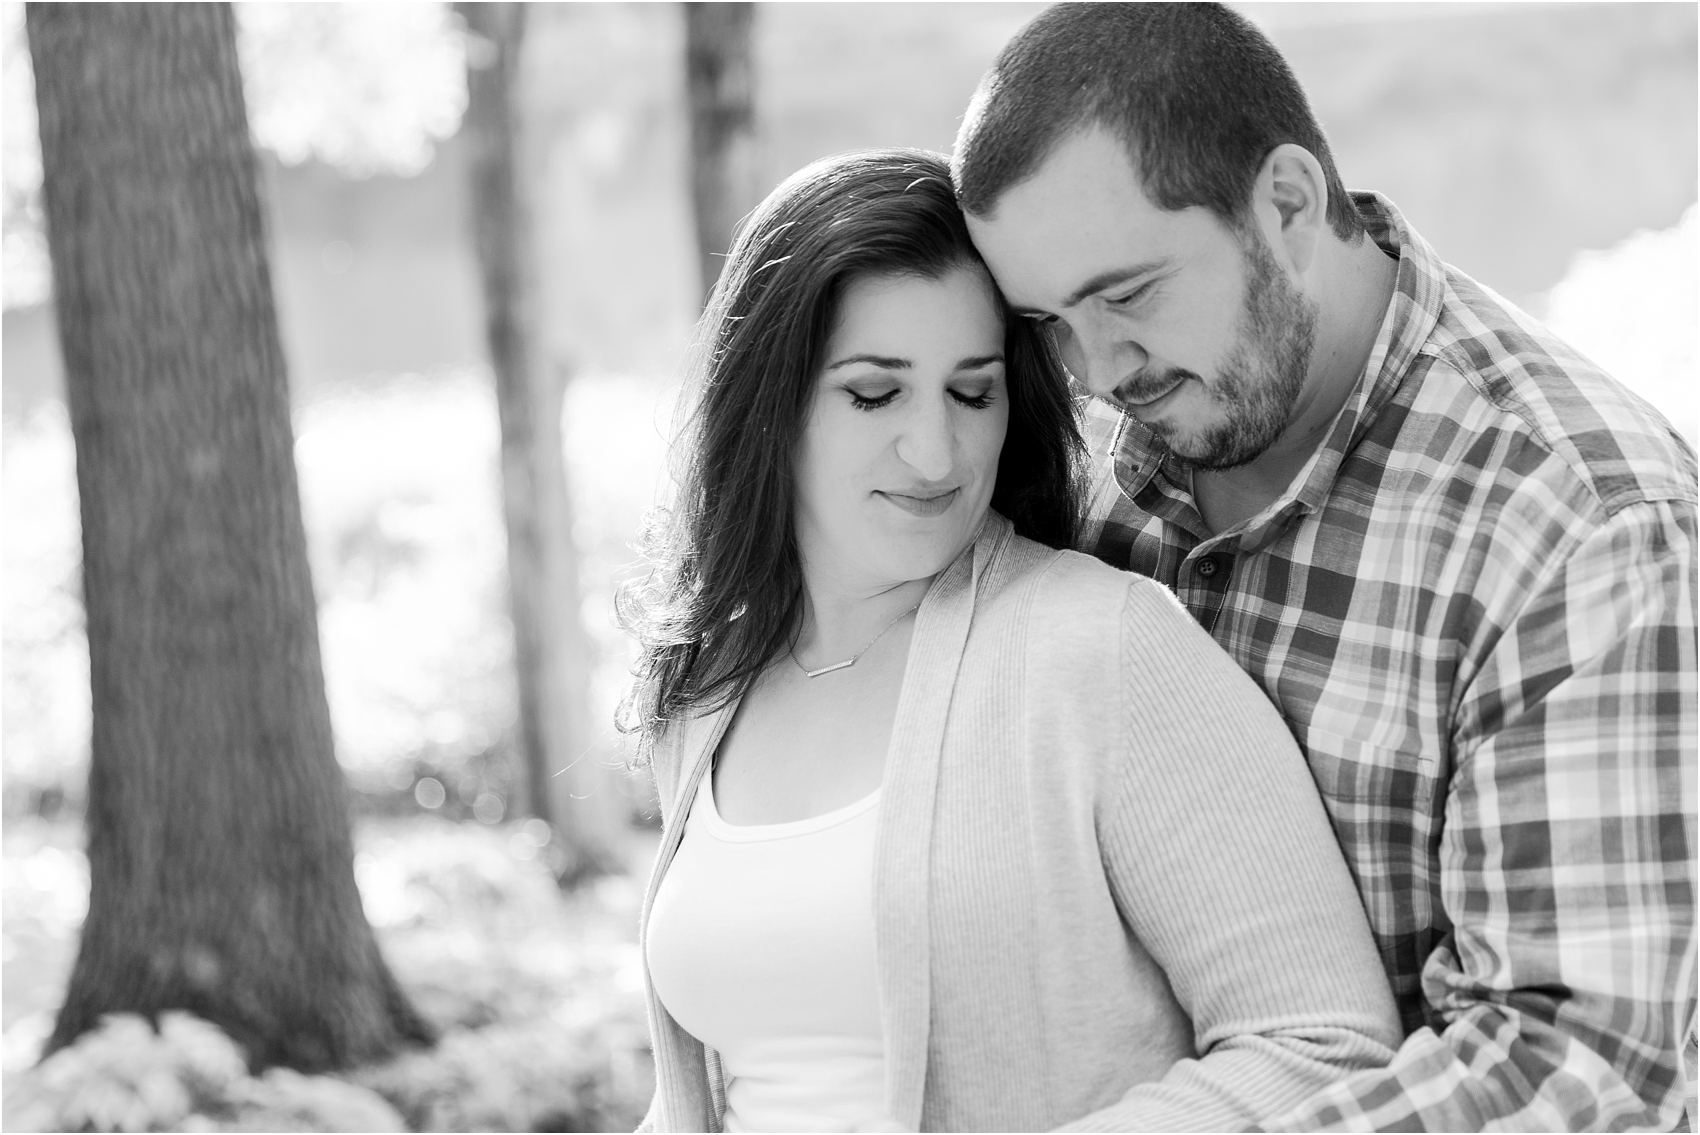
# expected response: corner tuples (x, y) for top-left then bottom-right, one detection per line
(790, 601), (922, 678)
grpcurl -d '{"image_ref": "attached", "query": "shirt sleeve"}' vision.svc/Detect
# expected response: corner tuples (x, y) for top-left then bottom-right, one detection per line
(1056, 580), (1404, 1132)
(1261, 499), (1698, 1132)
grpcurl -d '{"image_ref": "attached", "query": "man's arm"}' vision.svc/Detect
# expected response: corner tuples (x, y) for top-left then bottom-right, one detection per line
(1264, 499), (1697, 1132)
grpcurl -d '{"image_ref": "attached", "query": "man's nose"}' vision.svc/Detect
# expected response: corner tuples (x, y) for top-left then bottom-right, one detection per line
(894, 397), (955, 482)
(1057, 320), (1145, 399)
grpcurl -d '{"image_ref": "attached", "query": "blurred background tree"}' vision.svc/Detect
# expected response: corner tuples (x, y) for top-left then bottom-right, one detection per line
(685, 2), (757, 304)
(458, 0), (622, 880)
(25, 0), (431, 1071)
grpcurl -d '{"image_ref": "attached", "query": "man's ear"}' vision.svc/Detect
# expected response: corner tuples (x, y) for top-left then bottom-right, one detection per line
(1252, 143), (1328, 274)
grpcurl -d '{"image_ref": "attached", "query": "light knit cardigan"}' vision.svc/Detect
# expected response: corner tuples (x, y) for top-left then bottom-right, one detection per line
(637, 514), (1401, 1133)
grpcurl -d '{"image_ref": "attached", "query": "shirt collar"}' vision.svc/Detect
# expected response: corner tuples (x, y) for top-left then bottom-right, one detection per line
(1106, 192), (1449, 548)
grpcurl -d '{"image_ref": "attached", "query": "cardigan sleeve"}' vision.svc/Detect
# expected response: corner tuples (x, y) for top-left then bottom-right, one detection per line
(1056, 580), (1402, 1133)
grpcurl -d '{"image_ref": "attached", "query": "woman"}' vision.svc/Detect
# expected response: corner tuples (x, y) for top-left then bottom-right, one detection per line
(621, 150), (1399, 1133)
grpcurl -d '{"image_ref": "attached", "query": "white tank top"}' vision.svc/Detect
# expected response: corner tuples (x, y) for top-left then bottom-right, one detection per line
(645, 772), (886, 1133)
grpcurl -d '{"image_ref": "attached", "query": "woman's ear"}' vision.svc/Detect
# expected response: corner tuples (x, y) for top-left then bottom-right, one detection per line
(1251, 143), (1329, 275)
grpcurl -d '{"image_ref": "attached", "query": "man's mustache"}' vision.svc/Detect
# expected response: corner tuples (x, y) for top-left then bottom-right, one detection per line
(1112, 368), (1198, 409)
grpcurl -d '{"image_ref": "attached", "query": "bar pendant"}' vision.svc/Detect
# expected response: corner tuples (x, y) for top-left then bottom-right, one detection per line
(803, 658), (856, 678)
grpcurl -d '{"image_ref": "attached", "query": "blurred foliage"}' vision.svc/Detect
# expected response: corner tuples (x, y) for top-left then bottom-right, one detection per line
(1544, 204), (1697, 446)
(293, 374), (515, 800)
(1, 0), (467, 309)
(3, 1013), (407, 1133)
(1, 818), (83, 1041)
(2, 370), (668, 826)
(1, 402), (85, 814)
(3, 816), (655, 1133)
(1, 0), (45, 307)
(353, 1014), (649, 1133)
(238, 3), (466, 178)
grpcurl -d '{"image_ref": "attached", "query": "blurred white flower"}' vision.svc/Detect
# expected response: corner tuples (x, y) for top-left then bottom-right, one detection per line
(20, 844), (88, 930)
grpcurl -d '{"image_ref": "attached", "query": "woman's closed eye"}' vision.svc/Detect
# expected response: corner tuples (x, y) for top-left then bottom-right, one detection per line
(949, 379), (997, 410)
(847, 385), (900, 411)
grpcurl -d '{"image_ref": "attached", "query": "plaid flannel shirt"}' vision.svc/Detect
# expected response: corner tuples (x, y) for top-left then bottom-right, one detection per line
(1078, 193), (1697, 1131)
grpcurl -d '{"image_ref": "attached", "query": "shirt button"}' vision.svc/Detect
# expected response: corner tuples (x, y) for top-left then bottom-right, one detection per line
(1195, 556), (1219, 578)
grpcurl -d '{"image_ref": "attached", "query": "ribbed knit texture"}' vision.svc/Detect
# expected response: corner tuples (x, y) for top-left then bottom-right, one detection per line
(637, 515), (1401, 1132)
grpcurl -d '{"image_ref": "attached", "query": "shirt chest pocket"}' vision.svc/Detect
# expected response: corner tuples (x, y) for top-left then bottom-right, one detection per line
(1299, 721), (1439, 816)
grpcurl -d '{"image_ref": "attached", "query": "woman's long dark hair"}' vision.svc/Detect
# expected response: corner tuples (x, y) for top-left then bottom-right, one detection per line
(619, 149), (1083, 748)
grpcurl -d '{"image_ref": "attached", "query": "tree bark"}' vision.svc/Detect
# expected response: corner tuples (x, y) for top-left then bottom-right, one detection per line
(458, 1), (621, 881)
(27, 2), (433, 1070)
(685, 2), (757, 304)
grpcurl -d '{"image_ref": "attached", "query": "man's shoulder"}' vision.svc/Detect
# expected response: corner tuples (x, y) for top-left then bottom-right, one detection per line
(1413, 266), (1696, 518)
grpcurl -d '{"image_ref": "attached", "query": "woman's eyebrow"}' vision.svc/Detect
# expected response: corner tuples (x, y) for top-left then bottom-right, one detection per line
(956, 354), (1004, 369)
(826, 353), (910, 371)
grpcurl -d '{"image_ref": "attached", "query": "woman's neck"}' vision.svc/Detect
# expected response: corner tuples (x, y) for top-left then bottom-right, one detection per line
(793, 572), (933, 668)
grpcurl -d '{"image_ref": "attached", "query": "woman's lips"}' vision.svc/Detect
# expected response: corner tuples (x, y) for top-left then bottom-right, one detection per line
(878, 487), (959, 517)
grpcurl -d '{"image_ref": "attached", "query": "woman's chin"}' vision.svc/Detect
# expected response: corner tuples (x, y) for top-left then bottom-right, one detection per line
(870, 513), (987, 583)
(803, 498), (990, 589)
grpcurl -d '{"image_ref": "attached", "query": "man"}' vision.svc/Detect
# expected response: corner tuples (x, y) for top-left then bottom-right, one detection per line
(955, 4), (1696, 1131)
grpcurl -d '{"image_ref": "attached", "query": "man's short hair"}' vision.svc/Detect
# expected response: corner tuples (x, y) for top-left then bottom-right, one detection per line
(953, 3), (1366, 241)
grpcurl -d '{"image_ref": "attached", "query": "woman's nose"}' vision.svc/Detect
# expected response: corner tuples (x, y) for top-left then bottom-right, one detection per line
(894, 398), (955, 483)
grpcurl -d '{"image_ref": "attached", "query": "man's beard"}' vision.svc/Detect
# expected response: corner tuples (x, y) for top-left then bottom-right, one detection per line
(1137, 231), (1318, 471)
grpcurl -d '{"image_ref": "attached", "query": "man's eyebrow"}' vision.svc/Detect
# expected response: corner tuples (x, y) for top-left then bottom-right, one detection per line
(1032, 259), (1172, 313)
(826, 353), (910, 371)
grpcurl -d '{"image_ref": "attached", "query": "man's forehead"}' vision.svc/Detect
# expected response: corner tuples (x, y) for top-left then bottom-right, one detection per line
(966, 140), (1170, 300)
(988, 126), (1152, 219)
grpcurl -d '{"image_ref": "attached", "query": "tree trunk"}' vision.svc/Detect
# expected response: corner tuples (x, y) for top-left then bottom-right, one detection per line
(27, 2), (433, 1070)
(458, 1), (621, 882)
(685, 2), (757, 304)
